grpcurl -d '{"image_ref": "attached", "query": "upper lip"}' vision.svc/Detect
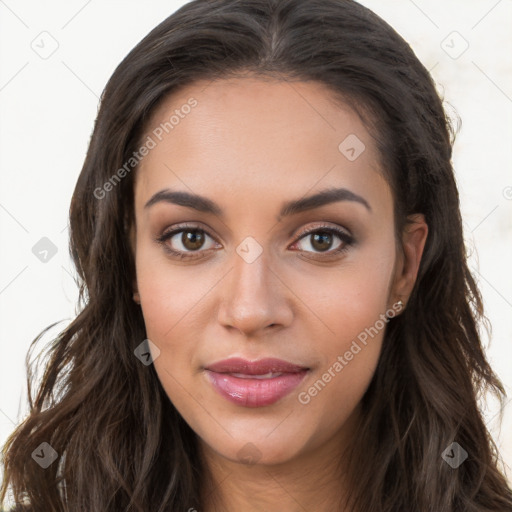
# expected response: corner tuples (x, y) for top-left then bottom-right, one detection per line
(205, 357), (309, 375)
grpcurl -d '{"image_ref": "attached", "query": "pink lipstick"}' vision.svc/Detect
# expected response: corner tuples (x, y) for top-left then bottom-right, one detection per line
(205, 357), (309, 407)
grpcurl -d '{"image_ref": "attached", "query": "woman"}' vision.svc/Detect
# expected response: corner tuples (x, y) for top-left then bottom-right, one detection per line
(1, 0), (511, 510)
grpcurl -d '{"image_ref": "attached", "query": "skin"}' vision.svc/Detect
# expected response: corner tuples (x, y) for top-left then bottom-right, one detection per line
(130, 76), (428, 511)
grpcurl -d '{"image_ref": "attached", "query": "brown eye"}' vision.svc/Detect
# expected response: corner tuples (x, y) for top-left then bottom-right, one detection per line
(294, 228), (345, 254)
(180, 230), (206, 251)
(156, 226), (218, 259)
(309, 231), (336, 252)
(289, 224), (355, 260)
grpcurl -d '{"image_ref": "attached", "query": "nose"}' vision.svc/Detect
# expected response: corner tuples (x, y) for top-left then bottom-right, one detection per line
(217, 249), (293, 338)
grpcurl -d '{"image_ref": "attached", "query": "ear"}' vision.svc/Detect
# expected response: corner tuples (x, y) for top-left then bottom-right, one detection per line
(391, 213), (428, 306)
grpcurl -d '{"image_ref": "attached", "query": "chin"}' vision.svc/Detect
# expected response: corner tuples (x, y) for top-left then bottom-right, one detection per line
(210, 434), (306, 467)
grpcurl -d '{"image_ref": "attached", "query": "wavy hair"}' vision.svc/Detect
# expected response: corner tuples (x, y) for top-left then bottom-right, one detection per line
(1, 0), (511, 510)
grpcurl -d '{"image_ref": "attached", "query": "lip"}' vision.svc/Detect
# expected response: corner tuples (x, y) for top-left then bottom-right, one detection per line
(205, 357), (309, 408)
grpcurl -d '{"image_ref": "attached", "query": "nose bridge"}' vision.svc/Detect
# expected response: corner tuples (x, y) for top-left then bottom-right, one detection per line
(217, 241), (291, 336)
(232, 243), (269, 300)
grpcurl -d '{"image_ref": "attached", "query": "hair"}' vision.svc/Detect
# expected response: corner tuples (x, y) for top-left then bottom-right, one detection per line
(1, 0), (511, 510)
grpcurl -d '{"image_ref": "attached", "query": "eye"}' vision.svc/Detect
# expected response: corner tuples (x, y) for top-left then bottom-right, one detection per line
(155, 222), (354, 261)
(155, 224), (218, 260)
(290, 224), (354, 258)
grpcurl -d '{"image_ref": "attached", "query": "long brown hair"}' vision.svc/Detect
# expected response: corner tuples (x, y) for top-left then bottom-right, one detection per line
(1, 0), (511, 510)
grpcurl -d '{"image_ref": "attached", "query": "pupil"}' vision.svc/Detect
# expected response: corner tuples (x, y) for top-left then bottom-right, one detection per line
(312, 232), (332, 252)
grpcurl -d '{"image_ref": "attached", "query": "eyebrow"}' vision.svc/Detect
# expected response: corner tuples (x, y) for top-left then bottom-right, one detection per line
(144, 186), (371, 218)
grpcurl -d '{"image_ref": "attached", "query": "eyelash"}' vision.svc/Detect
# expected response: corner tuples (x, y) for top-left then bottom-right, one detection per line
(155, 222), (355, 261)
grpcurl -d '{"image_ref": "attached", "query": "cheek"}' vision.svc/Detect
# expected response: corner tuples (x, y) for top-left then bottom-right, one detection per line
(295, 240), (395, 351)
(133, 243), (232, 409)
(293, 243), (395, 417)
(135, 259), (209, 411)
(134, 243), (212, 341)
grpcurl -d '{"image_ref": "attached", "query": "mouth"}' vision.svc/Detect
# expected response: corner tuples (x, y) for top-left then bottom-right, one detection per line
(204, 357), (310, 408)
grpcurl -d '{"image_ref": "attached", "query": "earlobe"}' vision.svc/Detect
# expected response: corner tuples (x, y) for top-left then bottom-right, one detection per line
(132, 274), (140, 305)
(393, 213), (429, 302)
(128, 222), (140, 305)
(132, 272), (140, 305)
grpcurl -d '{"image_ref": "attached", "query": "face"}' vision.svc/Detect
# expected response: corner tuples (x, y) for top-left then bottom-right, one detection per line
(130, 76), (426, 467)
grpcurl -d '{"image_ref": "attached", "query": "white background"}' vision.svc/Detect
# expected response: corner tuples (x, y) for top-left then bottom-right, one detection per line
(1, 0), (511, 501)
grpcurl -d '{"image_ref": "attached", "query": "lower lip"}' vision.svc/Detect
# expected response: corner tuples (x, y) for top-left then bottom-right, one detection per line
(205, 370), (308, 407)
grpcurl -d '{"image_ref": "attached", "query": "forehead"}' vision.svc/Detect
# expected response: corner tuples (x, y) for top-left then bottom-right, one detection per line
(134, 77), (389, 218)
